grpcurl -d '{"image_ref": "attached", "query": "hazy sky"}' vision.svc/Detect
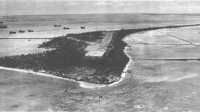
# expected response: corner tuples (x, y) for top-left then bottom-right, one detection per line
(1, 0), (200, 15)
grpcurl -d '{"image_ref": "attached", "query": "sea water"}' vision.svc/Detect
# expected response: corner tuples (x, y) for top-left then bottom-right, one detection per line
(1, 14), (200, 57)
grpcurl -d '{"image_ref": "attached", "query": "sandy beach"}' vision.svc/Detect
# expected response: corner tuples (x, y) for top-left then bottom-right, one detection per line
(0, 44), (132, 89)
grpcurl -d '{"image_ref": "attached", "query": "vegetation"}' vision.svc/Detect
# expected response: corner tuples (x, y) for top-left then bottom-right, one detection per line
(0, 38), (87, 75)
(0, 30), (129, 84)
(1, 24), (199, 84)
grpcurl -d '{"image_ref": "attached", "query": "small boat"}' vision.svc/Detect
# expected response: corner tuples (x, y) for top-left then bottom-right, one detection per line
(18, 30), (25, 33)
(27, 29), (34, 32)
(63, 27), (70, 30)
(80, 26), (86, 29)
(54, 24), (62, 27)
(9, 31), (16, 34)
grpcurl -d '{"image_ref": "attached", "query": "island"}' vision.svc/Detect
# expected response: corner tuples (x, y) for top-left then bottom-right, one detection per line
(0, 24), (200, 84)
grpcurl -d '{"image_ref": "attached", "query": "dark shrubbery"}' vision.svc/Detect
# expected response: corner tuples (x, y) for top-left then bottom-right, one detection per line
(0, 30), (131, 84)
(0, 38), (87, 71)
(2, 26), (182, 84)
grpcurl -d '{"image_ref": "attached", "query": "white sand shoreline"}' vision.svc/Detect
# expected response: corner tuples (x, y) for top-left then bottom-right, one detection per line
(2, 24), (196, 89)
(0, 66), (108, 88)
(0, 64), (130, 89)
(0, 39), (132, 89)
(79, 45), (133, 88)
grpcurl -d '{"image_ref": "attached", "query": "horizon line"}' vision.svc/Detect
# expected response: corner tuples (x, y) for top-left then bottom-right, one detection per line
(1, 12), (200, 17)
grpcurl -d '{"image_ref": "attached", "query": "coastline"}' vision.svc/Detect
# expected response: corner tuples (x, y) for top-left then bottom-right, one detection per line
(0, 39), (132, 89)
(0, 65), (126, 89)
(73, 24), (200, 88)
(107, 46), (132, 87)
(1, 24), (200, 89)
(79, 45), (133, 88)
(0, 29), (130, 86)
(0, 66), (105, 89)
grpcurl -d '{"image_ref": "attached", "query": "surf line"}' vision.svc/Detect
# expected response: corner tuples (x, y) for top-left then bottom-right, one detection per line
(0, 50), (130, 89)
(79, 45), (133, 88)
(0, 66), (105, 88)
(0, 45), (132, 89)
(0, 65), (123, 89)
(0, 32), (133, 89)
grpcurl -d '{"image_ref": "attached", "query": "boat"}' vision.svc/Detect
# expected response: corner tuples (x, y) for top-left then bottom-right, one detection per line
(54, 24), (62, 27)
(18, 30), (25, 33)
(27, 29), (34, 32)
(63, 27), (70, 30)
(9, 31), (16, 34)
(80, 26), (86, 29)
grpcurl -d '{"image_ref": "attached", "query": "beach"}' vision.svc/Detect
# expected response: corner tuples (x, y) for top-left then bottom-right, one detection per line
(0, 38), (132, 89)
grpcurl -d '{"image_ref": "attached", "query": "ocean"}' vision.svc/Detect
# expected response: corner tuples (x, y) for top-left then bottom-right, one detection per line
(1, 14), (200, 57)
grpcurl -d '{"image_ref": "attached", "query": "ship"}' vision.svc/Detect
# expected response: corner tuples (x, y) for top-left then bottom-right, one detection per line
(54, 24), (62, 27)
(80, 26), (86, 29)
(18, 30), (25, 33)
(27, 29), (34, 32)
(9, 31), (16, 34)
(63, 27), (70, 30)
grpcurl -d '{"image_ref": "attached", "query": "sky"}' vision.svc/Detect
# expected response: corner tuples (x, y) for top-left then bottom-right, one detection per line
(0, 0), (200, 15)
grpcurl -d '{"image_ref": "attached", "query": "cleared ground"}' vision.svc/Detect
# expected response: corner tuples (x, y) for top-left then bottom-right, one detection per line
(85, 31), (114, 57)
(1, 26), (200, 111)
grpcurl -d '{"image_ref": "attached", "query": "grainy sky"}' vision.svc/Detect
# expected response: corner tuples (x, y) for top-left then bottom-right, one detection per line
(0, 0), (200, 15)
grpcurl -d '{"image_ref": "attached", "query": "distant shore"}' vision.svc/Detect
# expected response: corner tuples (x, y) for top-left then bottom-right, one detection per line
(0, 24), (200, 89)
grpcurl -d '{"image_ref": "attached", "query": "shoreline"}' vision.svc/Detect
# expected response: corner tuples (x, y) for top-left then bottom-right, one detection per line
(0, 66), (105, 89)
(0, 39), (132, 89)
(0, 28), (130, 86)
(72, 24), (200, 88)
(1, 24), (200, 89)
(0, 65), (127, 89)
(79, 45), (133, 88)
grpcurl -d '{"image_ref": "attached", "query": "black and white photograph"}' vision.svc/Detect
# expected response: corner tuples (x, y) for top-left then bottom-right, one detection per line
(1, 0), (200, 111)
